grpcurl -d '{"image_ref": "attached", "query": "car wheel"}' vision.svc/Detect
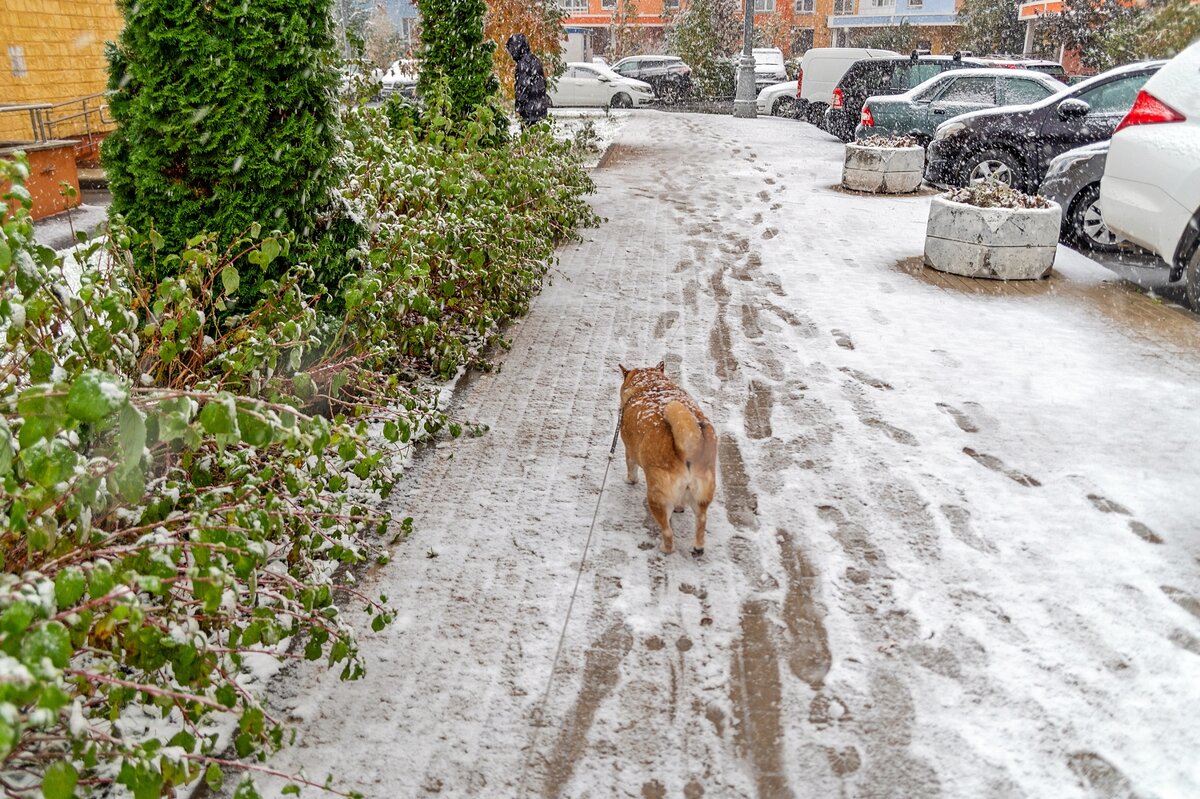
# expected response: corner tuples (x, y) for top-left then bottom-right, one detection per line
(805, 102), (827, 126)
(1186, 245), (1200, 312)
(771, 97), (790, 117)
(658, 83), (680, 105)
(611, 92), (632, 109)
(1068, 183), (1123, 253)
(964, 149), (1023, 188)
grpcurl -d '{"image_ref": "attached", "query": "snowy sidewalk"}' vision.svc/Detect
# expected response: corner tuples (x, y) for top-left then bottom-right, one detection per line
(246, 112), (1200, 799)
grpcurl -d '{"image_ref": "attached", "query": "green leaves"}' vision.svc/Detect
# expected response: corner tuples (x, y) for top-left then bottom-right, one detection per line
(220, 265), (240, 296)
(43, 761), (79, 799)
(67, 370), (129, 423)
(198, 394), (239, 437)
(54, 568), (87, 610)
(20, 621), (71, 670)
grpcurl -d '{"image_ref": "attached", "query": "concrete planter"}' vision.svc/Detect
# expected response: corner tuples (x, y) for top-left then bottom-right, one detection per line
(841, 143), (924, 194)
(924, 195), (1061, 280)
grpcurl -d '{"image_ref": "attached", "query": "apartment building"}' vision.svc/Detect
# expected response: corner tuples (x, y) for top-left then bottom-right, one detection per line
(559, 0), (962, 58)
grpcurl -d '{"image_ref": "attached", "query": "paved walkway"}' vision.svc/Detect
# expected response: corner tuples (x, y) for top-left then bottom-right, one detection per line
(246, 112), (1200, 799)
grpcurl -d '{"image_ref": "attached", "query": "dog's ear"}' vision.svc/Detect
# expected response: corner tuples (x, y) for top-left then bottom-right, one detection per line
(619, 364), (629, 376)
(655, 360), (665, 372)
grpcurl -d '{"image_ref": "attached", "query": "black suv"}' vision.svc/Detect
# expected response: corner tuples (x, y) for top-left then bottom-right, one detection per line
(924, 60), (1164, 193)
(824, 52), (986, 142)
(611, 55), (693, 103)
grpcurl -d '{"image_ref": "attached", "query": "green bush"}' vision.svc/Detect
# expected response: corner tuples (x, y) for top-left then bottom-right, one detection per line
(337, 92), (600, 379)
(102, 0), (355, 300)
(0, 158), (407, 798)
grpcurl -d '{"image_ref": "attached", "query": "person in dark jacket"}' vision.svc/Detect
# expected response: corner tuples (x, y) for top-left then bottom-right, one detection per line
(505, 33), (548, 128)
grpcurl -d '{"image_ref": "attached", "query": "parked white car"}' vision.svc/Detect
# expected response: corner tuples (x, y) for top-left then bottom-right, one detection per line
(378, 59), (418, 99)
(550, 62), (655, 108)
(752, 47), (788, 87)
(796, 47), (900, 125)
(1101, 41), (1200, 306)
(757, 80), (799, 117)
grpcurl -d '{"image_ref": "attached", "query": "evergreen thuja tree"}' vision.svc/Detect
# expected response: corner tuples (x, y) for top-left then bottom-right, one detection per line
(416, 0), (497, 119)
(103, 0), (347, 294)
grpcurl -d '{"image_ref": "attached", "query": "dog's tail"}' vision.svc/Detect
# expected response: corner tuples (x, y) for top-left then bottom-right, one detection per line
(664, 401), (702, 464)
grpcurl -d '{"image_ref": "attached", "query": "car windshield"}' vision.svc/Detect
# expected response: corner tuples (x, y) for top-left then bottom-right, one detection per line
(590, 64), (624, 81)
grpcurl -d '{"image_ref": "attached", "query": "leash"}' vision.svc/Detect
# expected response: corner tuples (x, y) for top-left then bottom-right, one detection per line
(517, 407), (622, 797)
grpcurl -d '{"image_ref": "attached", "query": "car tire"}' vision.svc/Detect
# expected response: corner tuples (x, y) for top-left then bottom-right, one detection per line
(771, 97), (794, 117)
(611, 92), (632, 109)
(963, 148), (1024, 188)
(658, 83), (680, 105)
(1186, 245), (1200, 312)
(1067, 183), (1123, 253)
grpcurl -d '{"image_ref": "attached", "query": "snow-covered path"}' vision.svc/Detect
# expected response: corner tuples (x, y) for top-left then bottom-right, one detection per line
(247, 112), (1200, 799)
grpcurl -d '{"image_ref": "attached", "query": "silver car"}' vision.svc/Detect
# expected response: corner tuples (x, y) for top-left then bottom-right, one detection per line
(1040, 142), (1124, 253)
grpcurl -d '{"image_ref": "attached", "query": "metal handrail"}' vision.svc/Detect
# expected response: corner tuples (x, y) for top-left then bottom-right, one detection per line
(45, 92), (114, 141)
(0, 102), (52, 142)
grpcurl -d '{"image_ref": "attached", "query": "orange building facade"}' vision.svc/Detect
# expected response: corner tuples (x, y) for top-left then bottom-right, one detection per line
(560, 0), (842, 58)
(560, 0), (961, 59)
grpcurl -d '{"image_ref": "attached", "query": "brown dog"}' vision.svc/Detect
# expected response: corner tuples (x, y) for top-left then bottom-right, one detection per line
(618, 362), (717, 555)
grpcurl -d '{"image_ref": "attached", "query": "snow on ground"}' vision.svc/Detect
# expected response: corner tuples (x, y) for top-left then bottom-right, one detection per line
(235, 110), (1200, 799)
(550, 108), (632, 169)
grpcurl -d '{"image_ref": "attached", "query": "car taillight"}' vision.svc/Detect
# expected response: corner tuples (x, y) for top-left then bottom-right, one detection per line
(1115, 89), (1186, 133)
(861, 105), (873, 127)
(796, 67), (804, 97)
(832, 87), (843, 109)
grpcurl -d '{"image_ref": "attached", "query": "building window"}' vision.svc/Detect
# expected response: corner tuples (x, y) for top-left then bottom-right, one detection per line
(559, 0), (588, 12)
(833, 0), (855, 13)
(601, 0), (616, 8)
(754, 0), (776, 11)
(793, 27), (815, 52)
(794, 0), (814, 11)
(908, 0), (923, 6)
(664, 0), (679, 9)
(8, 46), (27, 79)
(868, 0), (894, 8)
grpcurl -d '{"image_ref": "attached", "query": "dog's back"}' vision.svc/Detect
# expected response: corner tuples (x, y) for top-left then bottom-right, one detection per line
(619, 363), (716, 554)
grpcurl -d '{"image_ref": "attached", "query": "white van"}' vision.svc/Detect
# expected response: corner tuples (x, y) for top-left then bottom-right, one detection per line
(796, 47), (899, 124)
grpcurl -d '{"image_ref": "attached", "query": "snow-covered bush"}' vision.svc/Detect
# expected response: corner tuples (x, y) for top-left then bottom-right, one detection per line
(1, 71), (598, 794)
(0, 157), (404, 798)
(335, 91), (600, 379)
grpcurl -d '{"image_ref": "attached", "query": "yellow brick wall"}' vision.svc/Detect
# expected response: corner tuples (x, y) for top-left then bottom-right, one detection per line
(0, 0), (124, 142)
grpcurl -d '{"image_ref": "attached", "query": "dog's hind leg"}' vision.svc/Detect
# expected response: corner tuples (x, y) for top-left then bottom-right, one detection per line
(647, 496), (674, 554)
(691, 500), (709, 557)
(625, 449), (639, 484)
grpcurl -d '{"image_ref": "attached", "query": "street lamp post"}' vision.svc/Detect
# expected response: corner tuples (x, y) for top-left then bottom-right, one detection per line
(733, 0), (757, 118)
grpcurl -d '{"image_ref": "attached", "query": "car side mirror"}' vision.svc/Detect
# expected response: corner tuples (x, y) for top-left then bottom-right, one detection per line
(1058, 98), (1090, 119)
(597, 75), (611, 83)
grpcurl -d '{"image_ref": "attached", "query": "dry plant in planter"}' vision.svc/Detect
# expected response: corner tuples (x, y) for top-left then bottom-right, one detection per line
(924, 181), (1061, 280)
(842, 134), (925, 194)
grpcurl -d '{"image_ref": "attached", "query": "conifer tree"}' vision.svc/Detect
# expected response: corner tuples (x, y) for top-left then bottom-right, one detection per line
(416, 0), (497, 118)
(103, 0), (345, 292)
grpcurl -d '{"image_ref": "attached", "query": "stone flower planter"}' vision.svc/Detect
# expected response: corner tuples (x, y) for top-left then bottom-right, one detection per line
(924, 195), (1061, 280)
(841, 143), (924, 194)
